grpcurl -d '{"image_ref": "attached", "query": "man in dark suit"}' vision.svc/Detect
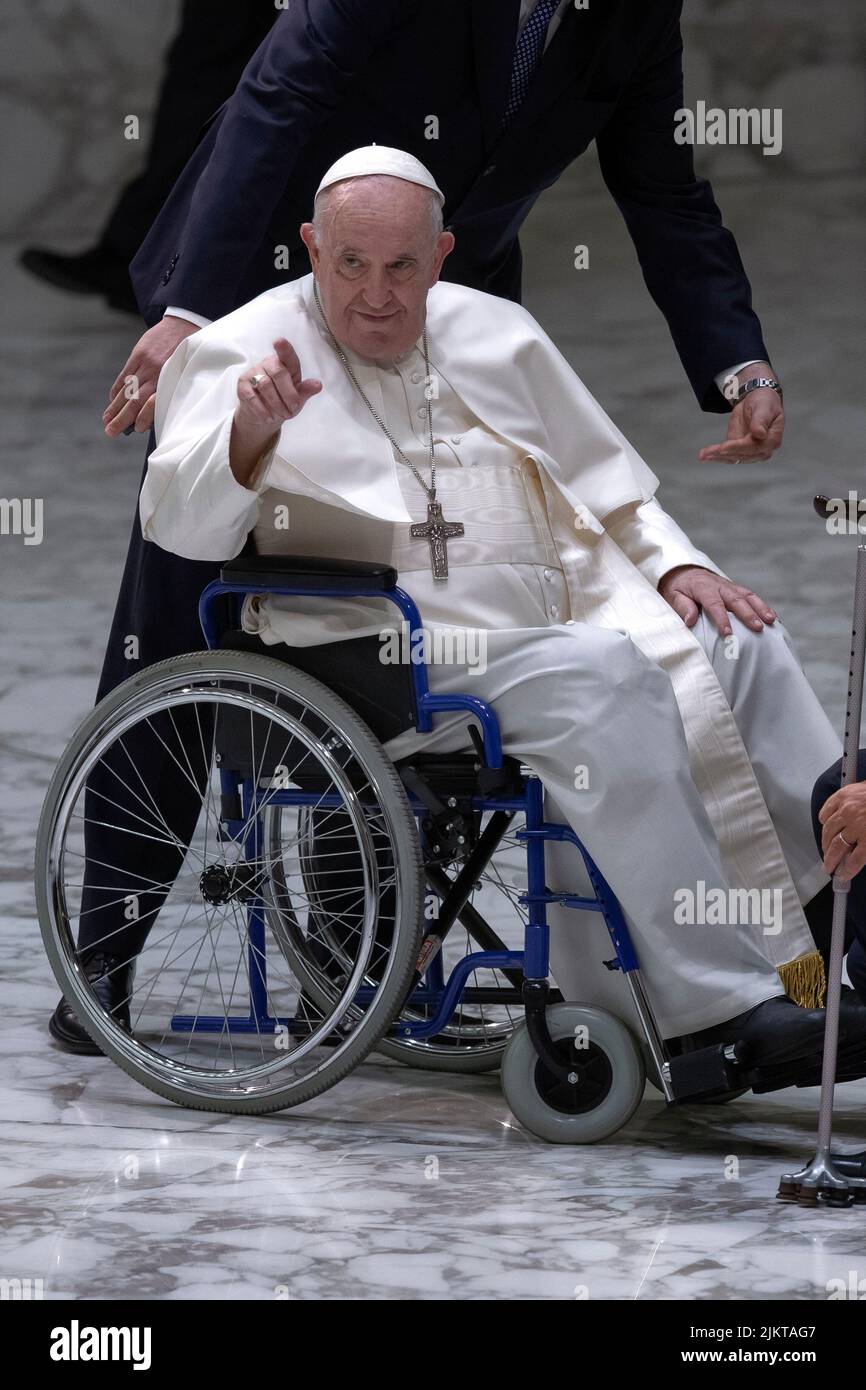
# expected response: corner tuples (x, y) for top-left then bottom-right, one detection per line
(21, 0), (278, 313)
(52, 0), (788, 1050)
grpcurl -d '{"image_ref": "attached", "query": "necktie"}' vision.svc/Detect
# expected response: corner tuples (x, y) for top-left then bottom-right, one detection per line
(501, 0), (562, 130)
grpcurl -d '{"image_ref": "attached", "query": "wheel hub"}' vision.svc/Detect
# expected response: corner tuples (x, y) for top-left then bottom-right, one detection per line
(534, 1039), (613, 1115)
(199, 862), (257, 905)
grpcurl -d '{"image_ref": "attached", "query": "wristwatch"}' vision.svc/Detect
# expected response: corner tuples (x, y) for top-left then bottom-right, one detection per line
(722, 373), (784, 406)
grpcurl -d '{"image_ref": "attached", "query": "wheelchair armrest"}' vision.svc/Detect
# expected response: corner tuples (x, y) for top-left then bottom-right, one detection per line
(220, 554), (398, 593)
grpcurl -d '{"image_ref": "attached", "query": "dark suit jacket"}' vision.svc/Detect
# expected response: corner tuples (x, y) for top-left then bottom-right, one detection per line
(131, 0), (769, 412)
(102, 0), (277, 261)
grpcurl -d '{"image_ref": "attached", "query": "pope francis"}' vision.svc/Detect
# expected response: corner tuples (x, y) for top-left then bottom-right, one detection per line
(137, 145), (861, 1059)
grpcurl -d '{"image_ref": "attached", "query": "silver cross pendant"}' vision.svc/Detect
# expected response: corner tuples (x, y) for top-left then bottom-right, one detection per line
(410, 500), (465, 580)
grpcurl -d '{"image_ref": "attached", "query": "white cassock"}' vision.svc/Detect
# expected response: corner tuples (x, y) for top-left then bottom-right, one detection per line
(141, 272), (840, 1037)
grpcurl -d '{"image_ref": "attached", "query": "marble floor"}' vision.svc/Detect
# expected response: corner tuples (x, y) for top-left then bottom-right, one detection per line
(2, 163), (866, 1301)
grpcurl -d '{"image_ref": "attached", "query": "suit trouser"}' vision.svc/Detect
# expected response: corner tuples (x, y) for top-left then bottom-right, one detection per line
(811, 752), (866, 1002)
(78, 450), (222, 958)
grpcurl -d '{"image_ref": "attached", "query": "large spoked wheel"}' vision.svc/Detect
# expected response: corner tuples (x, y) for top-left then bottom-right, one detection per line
(500, 1003), (646, 1143)
(36, 651), (424, 1114)
(267, 812), (530, 1073)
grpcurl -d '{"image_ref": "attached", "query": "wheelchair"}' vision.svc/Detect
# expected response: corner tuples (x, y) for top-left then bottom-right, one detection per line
(37, 556), (857, 1142)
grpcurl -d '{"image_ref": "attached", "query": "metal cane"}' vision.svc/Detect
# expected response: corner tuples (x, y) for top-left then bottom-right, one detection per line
(777, 496), (866, 1206)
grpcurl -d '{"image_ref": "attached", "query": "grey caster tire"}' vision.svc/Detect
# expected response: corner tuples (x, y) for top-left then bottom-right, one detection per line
(500, 1002), (646, 1143)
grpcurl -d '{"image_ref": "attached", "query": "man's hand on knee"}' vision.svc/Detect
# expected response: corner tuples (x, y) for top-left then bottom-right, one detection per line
(658, 565), (777, 637)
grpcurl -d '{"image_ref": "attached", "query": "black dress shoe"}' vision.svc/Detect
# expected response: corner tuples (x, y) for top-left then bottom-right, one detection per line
(837, 984), (866, 1030)
(680, 992), (866, 1068)
(48, 951), (135, 1056)
(830, 1150), (866, 1178)
(19, 246), (139, 314)
(104, 285), (140, 315)
(757, 988), (866, 1087)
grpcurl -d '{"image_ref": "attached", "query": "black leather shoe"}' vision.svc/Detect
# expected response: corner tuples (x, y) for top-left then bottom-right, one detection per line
(837, 984), (866, 1031)
(48, 951), (135, 1056)
(293, 994), (345, 1049)
(830, 1150), (866, 1178)
(758, 988), (866, 1087)
(19, 247), (139, 314)
(680, 991), (866, 1068)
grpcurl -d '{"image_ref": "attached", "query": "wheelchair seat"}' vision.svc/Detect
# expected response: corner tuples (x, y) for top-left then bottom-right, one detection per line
(220, 553), (414, 743)
(221, 552), (399, 592)
(218, 555), (523, 798)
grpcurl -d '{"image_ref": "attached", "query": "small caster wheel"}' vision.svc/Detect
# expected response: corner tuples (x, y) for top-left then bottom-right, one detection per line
(500, 1003), (645, 1143)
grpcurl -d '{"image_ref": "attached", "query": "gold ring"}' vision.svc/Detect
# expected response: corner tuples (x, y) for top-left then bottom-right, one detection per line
(839, 832), (856, 849)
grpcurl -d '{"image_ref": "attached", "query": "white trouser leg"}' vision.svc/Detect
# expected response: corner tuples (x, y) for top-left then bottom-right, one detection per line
(688, 612), (840, 905)
(386, 621), (783, 1037)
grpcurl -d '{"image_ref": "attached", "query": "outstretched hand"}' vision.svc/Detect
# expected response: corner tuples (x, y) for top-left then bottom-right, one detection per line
(699, 383), (784, 465)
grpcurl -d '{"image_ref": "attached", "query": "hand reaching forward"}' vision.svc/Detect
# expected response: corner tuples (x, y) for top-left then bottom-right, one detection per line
(230, 338), (322, 484)
(698, 363), (784, 464)
(658, 564), (778, 637)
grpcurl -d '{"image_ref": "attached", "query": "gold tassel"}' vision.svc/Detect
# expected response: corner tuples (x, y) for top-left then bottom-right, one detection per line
(779, 950), (826, 1010)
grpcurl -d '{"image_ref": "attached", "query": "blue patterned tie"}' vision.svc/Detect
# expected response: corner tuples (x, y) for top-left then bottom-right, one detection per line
(501, 0), (562, 130)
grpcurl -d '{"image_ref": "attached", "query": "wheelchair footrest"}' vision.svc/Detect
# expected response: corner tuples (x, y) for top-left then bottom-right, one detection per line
(668, 1043), (748, 1101)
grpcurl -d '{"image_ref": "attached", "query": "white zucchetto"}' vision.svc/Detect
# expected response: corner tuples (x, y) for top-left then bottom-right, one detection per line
(315, 145), (445, 204)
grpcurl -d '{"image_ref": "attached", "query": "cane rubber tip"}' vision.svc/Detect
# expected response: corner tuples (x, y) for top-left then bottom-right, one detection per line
(820, 1188), (856, 1209)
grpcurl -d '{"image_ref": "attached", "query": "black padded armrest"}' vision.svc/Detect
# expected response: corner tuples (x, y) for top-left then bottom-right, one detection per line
(220, 554), (398, 592)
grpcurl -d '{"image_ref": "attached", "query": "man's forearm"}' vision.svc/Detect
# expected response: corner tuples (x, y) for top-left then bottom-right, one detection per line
(229, 418), (279, 488)
(144, 0), (408, 319)
(596, 16), (769, 412)
(714, 358), (768, 398)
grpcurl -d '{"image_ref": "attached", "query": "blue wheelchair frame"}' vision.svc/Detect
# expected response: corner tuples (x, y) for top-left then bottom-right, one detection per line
(173, 571), (671, 1094)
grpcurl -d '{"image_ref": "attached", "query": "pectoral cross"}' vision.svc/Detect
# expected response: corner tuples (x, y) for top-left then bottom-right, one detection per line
(411, 500), (465, 581)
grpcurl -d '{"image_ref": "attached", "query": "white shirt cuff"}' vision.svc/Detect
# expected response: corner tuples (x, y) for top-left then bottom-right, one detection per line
(164, 306), (212, 329)
(606, 497), (729, 590)
(714, 359), (766, 398)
